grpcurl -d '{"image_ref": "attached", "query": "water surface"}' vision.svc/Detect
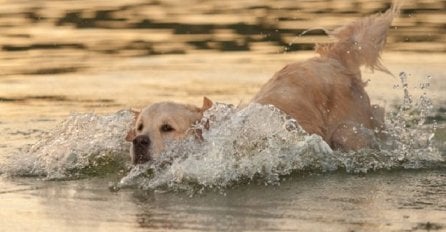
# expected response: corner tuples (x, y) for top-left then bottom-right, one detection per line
(1, 0), (445, 231)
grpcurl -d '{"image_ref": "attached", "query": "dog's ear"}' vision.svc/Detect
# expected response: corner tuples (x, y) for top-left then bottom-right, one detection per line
(201, 96), (213, 112)
(125, 108), (141, 142)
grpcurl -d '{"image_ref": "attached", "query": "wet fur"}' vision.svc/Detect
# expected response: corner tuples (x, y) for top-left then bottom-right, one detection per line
(127, 5), (398, 162)
(252, 6), (398, 150)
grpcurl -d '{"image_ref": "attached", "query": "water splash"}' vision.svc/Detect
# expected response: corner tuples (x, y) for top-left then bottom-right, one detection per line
(381, 72), (438, 166)
(117, 72), (443, 192)
(0, 73), (443, 192)
(0, 110), (133, 179)
(118, 103), (335, 192)
(118, 96), (443, 193)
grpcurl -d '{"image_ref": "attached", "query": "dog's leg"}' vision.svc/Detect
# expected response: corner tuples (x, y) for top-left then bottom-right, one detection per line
(330, 121), (379, 151)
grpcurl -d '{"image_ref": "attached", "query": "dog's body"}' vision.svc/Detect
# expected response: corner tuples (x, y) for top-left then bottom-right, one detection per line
(252, 59), (379, 150)
(252, 52), (388, 150)
(127, 6), (397, 164)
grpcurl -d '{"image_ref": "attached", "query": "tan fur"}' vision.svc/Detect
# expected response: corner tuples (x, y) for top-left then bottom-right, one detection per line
(127, 97), (212, 163)
(252, 6), (396, 150)
(127, 6), (396, 162)
(252, 57), (375, 146)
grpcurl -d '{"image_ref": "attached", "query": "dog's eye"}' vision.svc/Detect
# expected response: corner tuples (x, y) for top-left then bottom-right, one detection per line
(137, 124), (143, 132)
(160, 124), (175, 132)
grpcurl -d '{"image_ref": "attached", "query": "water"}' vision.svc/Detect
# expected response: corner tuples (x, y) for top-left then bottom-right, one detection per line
(2, 65), (445, 232)
(118, 96), (443, 193)
(1, 0), (446, 231)
(1, 110), (133, 179)
(1, 78), (443, 190)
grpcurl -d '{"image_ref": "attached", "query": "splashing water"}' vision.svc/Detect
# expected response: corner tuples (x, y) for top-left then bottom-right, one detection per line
(0, 110), (133, 179)
(381, 72), (438, 165)
(119, 103), (335, 192)
(116, 72), (443, 192)
(119, 96), (442, 192)
(0, 73), (443, 192)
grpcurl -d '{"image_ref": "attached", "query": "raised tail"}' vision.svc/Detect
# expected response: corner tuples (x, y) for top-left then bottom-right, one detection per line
(315, 3), (401, 75)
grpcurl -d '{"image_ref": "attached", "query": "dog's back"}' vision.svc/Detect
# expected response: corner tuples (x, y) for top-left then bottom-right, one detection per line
(252, 5), (399, 150)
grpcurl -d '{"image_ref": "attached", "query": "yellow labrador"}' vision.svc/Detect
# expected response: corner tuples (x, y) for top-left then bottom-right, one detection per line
(126, 7), (397, 164)
(125, 99), (213, 164)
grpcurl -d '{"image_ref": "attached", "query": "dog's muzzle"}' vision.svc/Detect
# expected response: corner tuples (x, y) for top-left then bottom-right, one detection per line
(131, 135), (151, 164)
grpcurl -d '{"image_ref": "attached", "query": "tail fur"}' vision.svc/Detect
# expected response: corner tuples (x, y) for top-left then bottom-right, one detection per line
(315, 3), (401, 75)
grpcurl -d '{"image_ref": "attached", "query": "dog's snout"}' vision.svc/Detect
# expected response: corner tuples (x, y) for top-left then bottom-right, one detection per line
(133, 135), (151, 147)
(132, 135), (151, 165)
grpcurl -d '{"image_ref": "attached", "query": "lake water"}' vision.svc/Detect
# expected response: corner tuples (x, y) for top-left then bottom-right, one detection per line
(1, 0), (445, 231)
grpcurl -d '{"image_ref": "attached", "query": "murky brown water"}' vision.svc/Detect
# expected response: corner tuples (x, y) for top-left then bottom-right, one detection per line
(1, 0), (445, 231)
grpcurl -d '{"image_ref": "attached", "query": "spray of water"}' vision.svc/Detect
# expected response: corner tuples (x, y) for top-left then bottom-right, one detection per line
(0, 73), (443, 193)
(118, 103), (335, 192)
(0, 110), (133, 179)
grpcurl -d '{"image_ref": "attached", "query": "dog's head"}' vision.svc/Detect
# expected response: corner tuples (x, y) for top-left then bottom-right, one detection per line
(126, 97), (213, 164)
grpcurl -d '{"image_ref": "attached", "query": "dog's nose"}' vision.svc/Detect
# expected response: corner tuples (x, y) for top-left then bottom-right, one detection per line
(132, 135), (151, 165)
(133, 135), (151, 147)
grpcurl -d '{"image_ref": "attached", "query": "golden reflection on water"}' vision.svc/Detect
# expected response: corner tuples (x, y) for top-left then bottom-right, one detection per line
(0, 0), (444, 76)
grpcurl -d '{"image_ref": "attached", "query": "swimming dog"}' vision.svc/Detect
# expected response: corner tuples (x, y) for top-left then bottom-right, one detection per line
(126, 6), (398, 164)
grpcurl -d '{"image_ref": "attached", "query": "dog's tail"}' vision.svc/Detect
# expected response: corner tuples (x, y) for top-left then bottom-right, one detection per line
(315, 3), (401, 75)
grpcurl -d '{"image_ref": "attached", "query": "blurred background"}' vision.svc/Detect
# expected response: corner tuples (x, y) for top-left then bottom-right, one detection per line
(0, 0), (444, 77)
